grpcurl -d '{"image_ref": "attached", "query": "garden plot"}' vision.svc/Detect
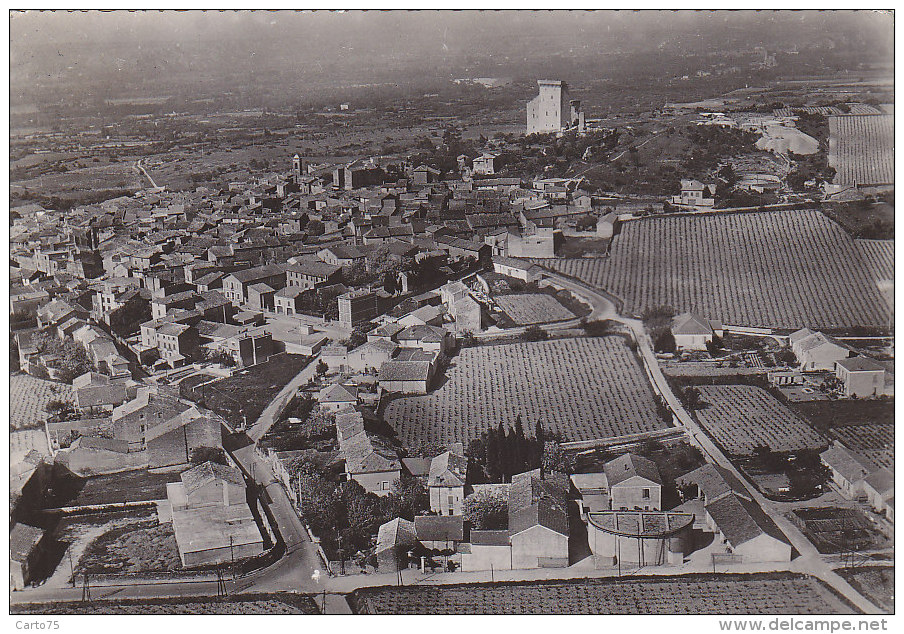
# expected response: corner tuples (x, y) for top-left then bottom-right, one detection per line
(350, 573), (854, 614)
(494, 293), (576, 326)
(383, 337), (667, 449)
(694, 385), (826, 455)
(791, 507), (890, 554)
(11, 594), (319, 615)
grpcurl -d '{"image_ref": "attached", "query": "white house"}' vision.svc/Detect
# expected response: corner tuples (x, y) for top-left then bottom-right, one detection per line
(671, 313), (723, 351)
(790, 328), (850, 371)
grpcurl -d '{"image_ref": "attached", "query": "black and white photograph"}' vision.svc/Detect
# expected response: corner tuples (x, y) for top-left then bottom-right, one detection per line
(7, 8), (895, 620)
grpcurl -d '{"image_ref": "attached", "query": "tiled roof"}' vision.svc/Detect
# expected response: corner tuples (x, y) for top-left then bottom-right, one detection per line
(470, 529), (511, 546)
(428, 450), (468, 487)
(678, 463), (750, 503)
(375, 518), (418, 554)
(415, 515), (464, 542)
(379, 360), (432, 382)
(836, 356), (884, 372)
(672, 313), (715, 336)
(180, 460), (244, 495)
(508, 469), (569, 537)
(10, 523), (45, 562)
(604, 453), (662, 487)
(820, 443), (876, 484)
(705, 492), (789, 549)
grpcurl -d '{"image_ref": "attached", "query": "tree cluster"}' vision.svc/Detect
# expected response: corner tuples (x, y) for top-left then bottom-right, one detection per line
(29, 328), (93, 383)
(290, 455), (428, 560)
(467, 418), (559, 484)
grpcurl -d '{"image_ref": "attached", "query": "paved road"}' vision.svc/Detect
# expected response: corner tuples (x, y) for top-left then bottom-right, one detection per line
(537, 269), (883, 615)
(12, 356), (328, 608)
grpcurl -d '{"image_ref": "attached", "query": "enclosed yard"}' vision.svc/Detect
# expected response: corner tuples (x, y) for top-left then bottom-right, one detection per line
(535, 209), (891, 330)
(77, 517), (181, 575)
(494, 293), (575, 326)
(11, 594), (319, 615)
(44, 468), (180, 509)
(10, 373), (73, 430)
(349, 573), (854, 614)
(693, 385), (827, 456)
(180, 353), (311, 427)
(791, 507), (890, 555)
(383, 337), (668, 449)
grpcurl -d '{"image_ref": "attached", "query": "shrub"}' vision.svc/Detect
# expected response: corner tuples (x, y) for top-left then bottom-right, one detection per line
(521, 325), (548, 342)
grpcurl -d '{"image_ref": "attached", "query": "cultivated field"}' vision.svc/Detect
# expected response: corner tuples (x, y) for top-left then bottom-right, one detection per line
(383, 337), (667, 448)
(855, 239), (894, 312)
(350, 574), (854, 614)
(534, 210), (891, 330)
(831, 423), (894, 470)
(494, 293), (575, 326)
(694, 385), (826, 455)
(11, 594), (319, 615)
(828, 114), (894, 187)
(10, 373), (73, 430)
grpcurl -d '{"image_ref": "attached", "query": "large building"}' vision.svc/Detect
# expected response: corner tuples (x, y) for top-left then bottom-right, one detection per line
(526, 80), (584, 135)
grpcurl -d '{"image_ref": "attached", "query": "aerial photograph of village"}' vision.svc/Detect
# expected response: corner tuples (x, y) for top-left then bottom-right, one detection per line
(7, 9), (895, 620)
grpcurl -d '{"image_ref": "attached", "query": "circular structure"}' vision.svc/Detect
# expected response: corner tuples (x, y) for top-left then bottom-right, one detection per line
(586, 510), (695, 566)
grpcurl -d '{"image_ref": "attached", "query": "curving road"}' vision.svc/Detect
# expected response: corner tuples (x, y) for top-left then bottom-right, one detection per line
(535, 267), (883, 614)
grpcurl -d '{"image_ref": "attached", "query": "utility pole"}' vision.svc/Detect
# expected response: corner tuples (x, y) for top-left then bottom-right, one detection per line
(81, 574), (91, 602)
(230, 536), (236, 580)
(68, 548), (75, 587)
(217, 566), (228, 597)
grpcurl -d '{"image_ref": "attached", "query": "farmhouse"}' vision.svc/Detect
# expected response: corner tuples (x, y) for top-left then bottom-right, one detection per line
(317, 383), (359, 412)
(671, 313), (723, 351)
(340, 427), (402, 496)
(72, 371), (129, 412)
(493, 256), (544, 283)
(605, 453), (663, 511)
(166, 461), (264, 568)
(378, 360), (435, 395)
(428, 446), (468, 516)
(790, 328), (851, 371)
(678, 463), (792, 562)
(508, 469), (570, 569)
(862, 468), (894, 520)
(375, 518), (419, 572)
(834, 356), (887, 398)
(10, 523), (47, 591)
(671, 179), (716, 208)
(414, 515), (465, 551)
(820, 441), (877, 500)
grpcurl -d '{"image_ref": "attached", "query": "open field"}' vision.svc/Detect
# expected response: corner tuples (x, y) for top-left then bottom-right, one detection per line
(384, 337), (668, 449)
(831, 424), (894, 470)
(180, 353), (311, 427)
(535, 209), (891, 330)
(828, 114), (893, 187)
(694, 385), (826, 456)
(349, 573), (855, 614)
(10, 373), (73, 431)
(790, 507), (890, 555)
(494, 293), (575, 326)
(78, 518), (181, 575)
(11, 594), (319, 615)
(837, 567), (894, 614)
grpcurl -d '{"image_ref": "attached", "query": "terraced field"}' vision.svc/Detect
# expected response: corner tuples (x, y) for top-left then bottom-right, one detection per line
(350, 574), (855, 614)
(383, 337), (667, 449)
(534, 210), (891, 329)
(694, 385), (827, 455)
